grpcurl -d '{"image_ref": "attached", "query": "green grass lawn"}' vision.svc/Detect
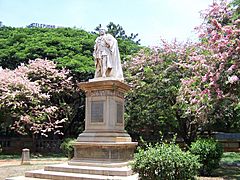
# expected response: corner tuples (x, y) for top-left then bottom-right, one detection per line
(221, 152), (240, 164)
(208, 152), (240, 180)
(0, 153), (65, 160)
(0, 154), (21, 160)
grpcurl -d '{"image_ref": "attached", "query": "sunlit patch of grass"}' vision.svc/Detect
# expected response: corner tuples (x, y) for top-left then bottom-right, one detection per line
(0, 154), (21, 159)
(221, 152), (240, 164)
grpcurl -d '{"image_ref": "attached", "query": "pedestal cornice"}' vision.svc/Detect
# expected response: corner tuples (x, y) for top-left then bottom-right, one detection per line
(79, 80), (130, 93)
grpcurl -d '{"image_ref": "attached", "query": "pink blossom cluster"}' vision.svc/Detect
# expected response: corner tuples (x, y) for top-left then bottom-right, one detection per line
(0, 58), (76, 136)
(18, 58), (73, 94)
(0, 66), (47, 109)
(178, 0), (239, 122)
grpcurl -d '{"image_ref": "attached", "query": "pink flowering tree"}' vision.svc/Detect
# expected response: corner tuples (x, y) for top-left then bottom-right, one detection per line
(177, 0), (240, 133)
(0, 58), (79, 137)
(124, 42), (195, 142)
(125, 0), (239, 144)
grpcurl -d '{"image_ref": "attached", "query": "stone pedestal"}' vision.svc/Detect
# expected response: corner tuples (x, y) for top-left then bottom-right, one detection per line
(76, 80), (132, 142)
(70, 80), (137, 168)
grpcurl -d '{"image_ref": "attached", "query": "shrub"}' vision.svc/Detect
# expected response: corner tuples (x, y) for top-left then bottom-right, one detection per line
(190, 138), (223, 176)
(132, 142), (201, 180)
(60, 138), (76, 159)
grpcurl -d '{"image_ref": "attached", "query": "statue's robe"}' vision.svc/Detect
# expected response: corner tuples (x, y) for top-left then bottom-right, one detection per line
(93, 34), (123, 80)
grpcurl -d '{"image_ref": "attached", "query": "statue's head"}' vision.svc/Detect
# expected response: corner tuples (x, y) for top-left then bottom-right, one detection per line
(99, 29), (106, 36)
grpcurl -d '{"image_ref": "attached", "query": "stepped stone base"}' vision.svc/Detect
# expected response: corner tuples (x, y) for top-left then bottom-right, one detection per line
(70, 142), (137, 164)
(6, 163), (138, 180)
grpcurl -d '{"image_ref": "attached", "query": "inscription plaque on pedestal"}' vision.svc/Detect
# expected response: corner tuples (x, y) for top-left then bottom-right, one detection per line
(117, 103), (123, 124)
(91, 101), (104, 122)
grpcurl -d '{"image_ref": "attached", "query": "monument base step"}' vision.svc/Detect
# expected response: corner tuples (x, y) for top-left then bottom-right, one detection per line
(68, 160), (130, 167)
(25, 169), (138, 180)
(5, 176), (48, 180)
(45, 163), (133, 176)
(6, 163), (138, 180)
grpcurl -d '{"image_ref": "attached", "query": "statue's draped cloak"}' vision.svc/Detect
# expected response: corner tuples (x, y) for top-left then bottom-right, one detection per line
(93, 34), (123, 80)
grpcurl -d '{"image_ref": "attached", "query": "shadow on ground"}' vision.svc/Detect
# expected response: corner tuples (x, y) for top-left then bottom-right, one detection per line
(212, 165), (240, 180)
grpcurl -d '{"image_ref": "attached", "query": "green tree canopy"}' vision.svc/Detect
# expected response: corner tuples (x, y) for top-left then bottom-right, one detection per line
(0, 25), (141, 80)
(0, 27), (95, 75)
(0, 24), (142, 137)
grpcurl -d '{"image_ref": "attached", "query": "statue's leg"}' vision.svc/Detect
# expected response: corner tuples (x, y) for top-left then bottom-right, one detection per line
(102, 56), (107, 78)
(98, 59), (102, 77)
(95, 59), (102, 78)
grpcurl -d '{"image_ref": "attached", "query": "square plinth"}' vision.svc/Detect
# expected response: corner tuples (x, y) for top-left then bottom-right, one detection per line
(79, 80), (130, 133)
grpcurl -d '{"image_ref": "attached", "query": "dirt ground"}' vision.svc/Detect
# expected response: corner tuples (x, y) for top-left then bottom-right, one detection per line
(0, 158), (67, 180)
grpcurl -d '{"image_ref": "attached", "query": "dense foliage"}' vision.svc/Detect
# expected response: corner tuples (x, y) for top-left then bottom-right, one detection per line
(125, 0), (240, 144)
(190, 138), (223, 176)
(0, 59), (80, 137)
(124, 46), (185, 141)
(132, 141), (201, 180)
(178, 0), (240, 133)
(0, 27), (95, 77)
(0, 24), (141, 78)
(124, 41), (201, 144)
